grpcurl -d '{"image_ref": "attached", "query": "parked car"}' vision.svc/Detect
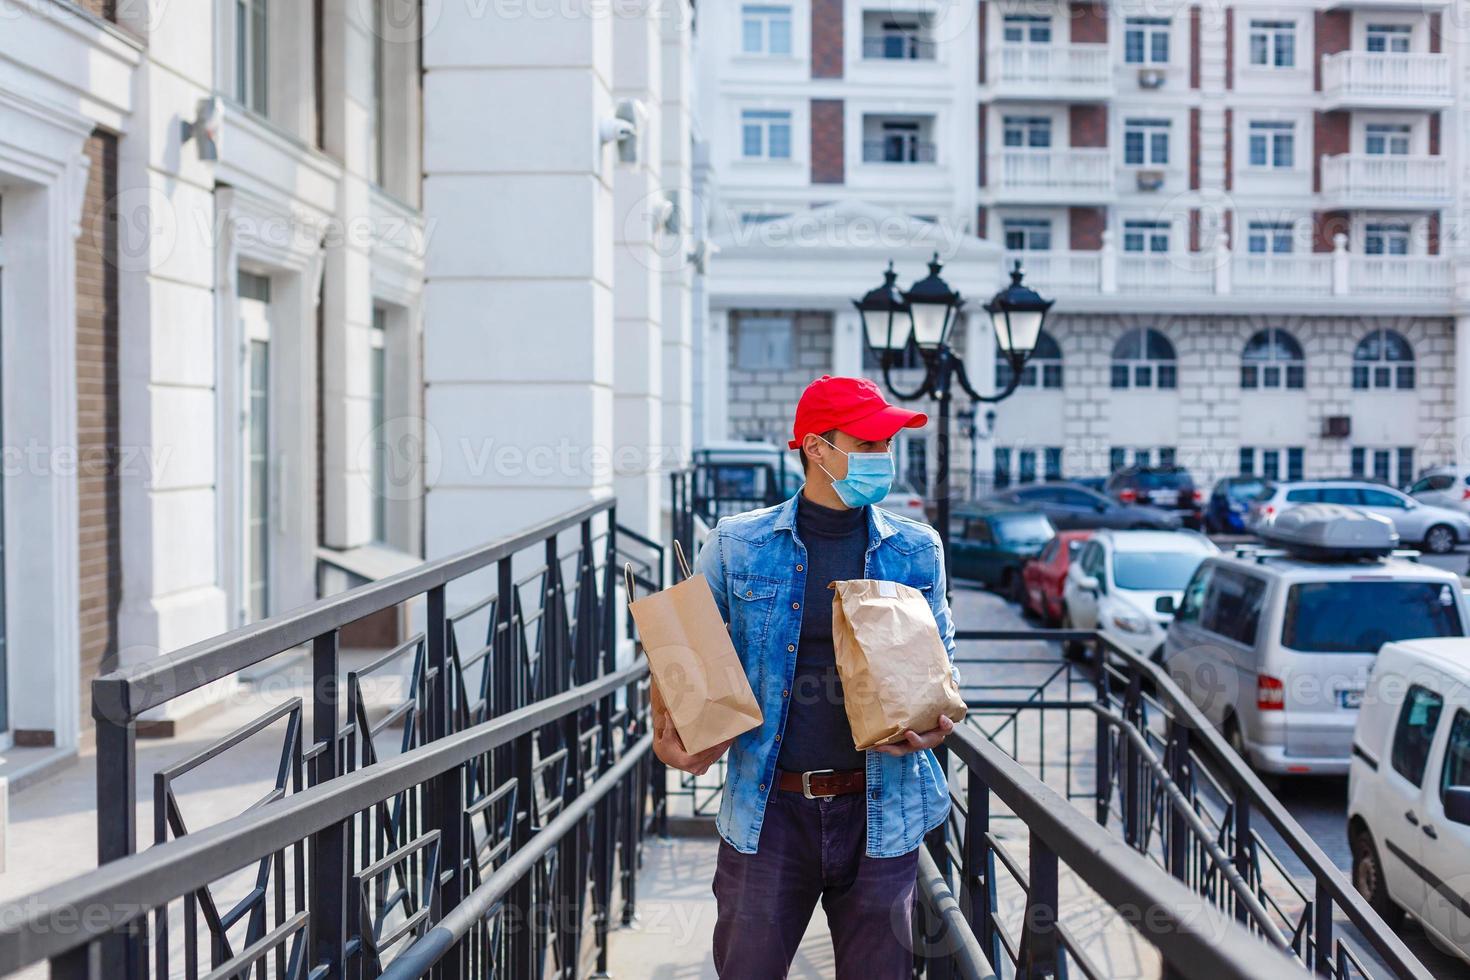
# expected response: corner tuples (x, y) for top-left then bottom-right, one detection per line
(1246, 480), (1470, 554)
(1164, 505), (1469, 779)
(1022, 530), (1092, 624)
(1062, 529), (1218, 662)
(879, 479), (930, 524)
(986, 481), (1181, 531)
(1205, 476), (1269, 534)
(1407, 465), (1470, 514)
(1348, 636), (1470, 962)
(1104, 465), (1204, 529)
(692, 440), (802, 521)
(950, 505), (1056, 598)
(1072, 476), (1108, 493)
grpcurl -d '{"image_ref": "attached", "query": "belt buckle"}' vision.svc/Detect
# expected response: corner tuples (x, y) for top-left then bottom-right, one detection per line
(801, 768), (838, 799)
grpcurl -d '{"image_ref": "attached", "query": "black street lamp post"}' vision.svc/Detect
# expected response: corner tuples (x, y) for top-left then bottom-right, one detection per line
(853, 254), (1055, 599)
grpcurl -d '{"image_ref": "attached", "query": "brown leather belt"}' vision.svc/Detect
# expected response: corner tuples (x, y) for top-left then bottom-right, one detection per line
(776, 767), (866, 799)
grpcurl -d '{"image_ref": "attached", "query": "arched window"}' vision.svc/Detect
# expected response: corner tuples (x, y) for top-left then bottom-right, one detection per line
(1110, 328), (1176, 390)
(1352, 329), (1414, 390)
(996, 330), (1062, 390)
(1241, 328), (1304, 389)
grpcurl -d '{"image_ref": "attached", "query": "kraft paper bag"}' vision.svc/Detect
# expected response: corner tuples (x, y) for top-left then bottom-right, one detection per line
(626, 543), (763, 755)
(830, 579), (967, 751)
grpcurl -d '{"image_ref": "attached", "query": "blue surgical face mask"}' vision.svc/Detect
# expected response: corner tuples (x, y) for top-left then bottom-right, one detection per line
(816, 435), (895, 508)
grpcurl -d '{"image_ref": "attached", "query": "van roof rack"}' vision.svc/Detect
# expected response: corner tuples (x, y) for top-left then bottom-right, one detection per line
(1255, 503), (1399, 562)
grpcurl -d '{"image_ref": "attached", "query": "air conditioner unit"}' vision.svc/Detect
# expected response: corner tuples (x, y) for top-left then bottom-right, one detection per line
(1321, 415), (1351, 439)
(1135, 169), (1165, 191)
(1137, 68), (1166, 88)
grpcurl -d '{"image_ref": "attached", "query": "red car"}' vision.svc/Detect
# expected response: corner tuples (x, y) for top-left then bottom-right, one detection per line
(1021, 530), (1093, 625)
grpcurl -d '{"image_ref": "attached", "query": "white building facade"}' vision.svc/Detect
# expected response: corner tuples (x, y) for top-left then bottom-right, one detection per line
(696, 0), (1470, 496)
(0, 0), (701, 753)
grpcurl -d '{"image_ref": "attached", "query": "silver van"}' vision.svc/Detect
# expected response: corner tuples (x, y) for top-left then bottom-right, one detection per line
(1163, 511), (1468, 778)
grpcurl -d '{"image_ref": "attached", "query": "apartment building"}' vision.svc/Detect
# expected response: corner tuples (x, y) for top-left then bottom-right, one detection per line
(696, 0), (1470, 496)
(0, 1), (700, 756)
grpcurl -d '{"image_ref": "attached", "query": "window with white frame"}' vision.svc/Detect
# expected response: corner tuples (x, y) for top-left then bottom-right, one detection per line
(1123, 118), (1170, 165)
(1003, 116), (1052, 149)
(741, 109), (792, 159)
(1364, 222), (1411, 255)
(1241, 328), (1305, 389)
(1110, 328), (1177, 389)
(1240, 447), (1304, 481)
(1365, 123), (1411, 156)
(1123, 219), (1170, 253)
(1248, 120), (1294, 168)
(1352, 328), (1414, 389)
(1365, 23), (1412, 53)
(1351, 447), (1415, 485)
(996, 329), (1063, 389)
(735, 315), (794, 370)
(1002, 14), (1051, 43)
(1124, 18), (1170, 64)
(742, 5), (792, 55)
(1003, 218), (1052, 251)
(1247, 221), (1293, 254)
(235, 0), (269, 114)
(993, 446), (1064, 487)
(1249, 20), (1295, 68)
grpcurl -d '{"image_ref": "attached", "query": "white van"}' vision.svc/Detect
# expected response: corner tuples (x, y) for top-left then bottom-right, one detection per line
(1163, 508), (1468, 778)
(1348, 638), (1470, 964)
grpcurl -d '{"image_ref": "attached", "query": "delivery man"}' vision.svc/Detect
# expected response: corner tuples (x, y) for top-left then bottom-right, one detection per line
(651, 374), (961, 978)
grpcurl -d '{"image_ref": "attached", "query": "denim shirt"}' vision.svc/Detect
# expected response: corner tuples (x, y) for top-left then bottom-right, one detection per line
(693, 489), (961, 858)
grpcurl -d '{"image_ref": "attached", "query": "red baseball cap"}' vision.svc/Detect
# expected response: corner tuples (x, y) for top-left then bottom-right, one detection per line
(788, 375), (928, 450)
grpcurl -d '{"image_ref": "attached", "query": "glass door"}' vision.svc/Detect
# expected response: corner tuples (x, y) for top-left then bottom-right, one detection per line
(239, 272), (272, 624)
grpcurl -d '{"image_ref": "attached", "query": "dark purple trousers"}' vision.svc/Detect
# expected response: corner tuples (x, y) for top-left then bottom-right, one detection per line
(711, 786), (920, 978)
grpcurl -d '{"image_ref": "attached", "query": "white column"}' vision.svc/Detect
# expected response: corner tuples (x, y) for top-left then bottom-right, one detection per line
(423, 5), (617, 571)
(660, 5), (695, 477)
(832, 309), (864, 377)
(705, 309), (731, 442)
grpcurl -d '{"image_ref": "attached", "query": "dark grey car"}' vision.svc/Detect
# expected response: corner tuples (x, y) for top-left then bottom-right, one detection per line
(985, 482), (1183, 531)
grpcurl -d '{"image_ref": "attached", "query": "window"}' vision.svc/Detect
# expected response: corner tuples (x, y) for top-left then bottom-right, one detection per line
(1365, 123), (1411, 156)
(993, 446), (1011, 489)
(1441, 711), (1470, 800)
(1241, 447), (1304, 481)
(870, 121), (932, 163)
(741, 110), (792, 159)
(735, 316), (793, 370)
(1364, 222), (1410, 256)
(1003, 116), (1052, 149)
(1003, 218), (1052, 251)
(1352, 329), (1414, 389)
(997, 329), (1063, 389)
(1284, 583), (1461, 654)
(1247, 221), (1293, 255)
(1241, 328), (1305, 389)
(742, 5), (792, 55)
(370, 308), (388, 542)
(1249, 19), (1295, 68)
(1391, 685), (1445, 787)
(1124, 17), (1170, 64)
(1124, 118), (1170, 166)
(1175, 566), (1211, 623)
(1044, 447), (1063, 481)
(1109, 447), (1127, 472)
(1123, 219), (1170, 253)
(1003, 14), (1051, 44)
(868, 20), (931, 59)
(1248, 121), (1294, 169)
(1201, 568), (1268, 646)
(1110, 328), (1177, 389)
(236, 0), (269, 114)
(1351, 447), (1415, 485)
(1366, 23), (1412, 53)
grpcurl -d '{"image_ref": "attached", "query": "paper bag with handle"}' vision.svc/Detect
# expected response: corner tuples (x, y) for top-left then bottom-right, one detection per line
(626, 541), (764, 755)
(829, 578), (967, 750)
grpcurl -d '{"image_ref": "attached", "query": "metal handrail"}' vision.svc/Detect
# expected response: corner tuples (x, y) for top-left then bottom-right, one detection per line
(914, 846), (997, 980)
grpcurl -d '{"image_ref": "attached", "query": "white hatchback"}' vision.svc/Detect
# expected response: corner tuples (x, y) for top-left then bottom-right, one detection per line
(1348, 638), (1470, 964)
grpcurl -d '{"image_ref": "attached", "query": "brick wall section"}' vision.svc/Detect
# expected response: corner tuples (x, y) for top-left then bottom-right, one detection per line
(977, 206), (988, 239)
(1313, 210), (1350, 252)
(1069, 3), (1107, 43)
(728, 313), (835, 445)
(1190, 8), (1201, 88)
(1430, 112), (1441, 155)
(1224, 108), (1233, 190)
(1223, 211), (1233, 249)
(75, 129), (121, 750)
(75, 0), (115, 19)
(1189, 108), (1200, 189)
(1225, 8), (1234, 90)
(1189, 209), (1201, 252)
(811, 0), (843, 79)
(1429, 212), (1441, 255)
(1430, 13), (1442, 53)
(1314, 111), (1350, 191)
(977, 104), (987, 186)
(1070, 207), (1105, 249)
(978, 2), (987, 84)
(810, 99), (845, 183)
(1314, 11), (1350, 90)
(1069, 105), (1106, 147)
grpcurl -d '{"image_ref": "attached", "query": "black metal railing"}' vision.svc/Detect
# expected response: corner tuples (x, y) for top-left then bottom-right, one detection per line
(0, 498), (673, 979)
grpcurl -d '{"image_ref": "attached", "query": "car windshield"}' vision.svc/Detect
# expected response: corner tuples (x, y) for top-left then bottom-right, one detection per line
(1282, 581), (1464, 653)
(1112, 551), (1208, 591)
(1224, 479), (1266, 502)
(994, 513), (1054, 546)
(1134, 469), (1191, 489)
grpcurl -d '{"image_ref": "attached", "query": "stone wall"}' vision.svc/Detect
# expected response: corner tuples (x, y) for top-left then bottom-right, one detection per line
(727, 311), (834, 446)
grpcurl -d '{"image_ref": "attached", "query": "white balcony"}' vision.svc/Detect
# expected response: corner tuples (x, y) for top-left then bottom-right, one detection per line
(1116, 253), (1216, 294)
(1319, 154), (1451, 209)
(988, 149), (1112, 203)
(1321, 52), (1452, 109)
(1003, 251), (1102, 294)
(988, 44), (1112, 100)
(1232, 253), (1334, 296)
(1348, 254), (1453, 297)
